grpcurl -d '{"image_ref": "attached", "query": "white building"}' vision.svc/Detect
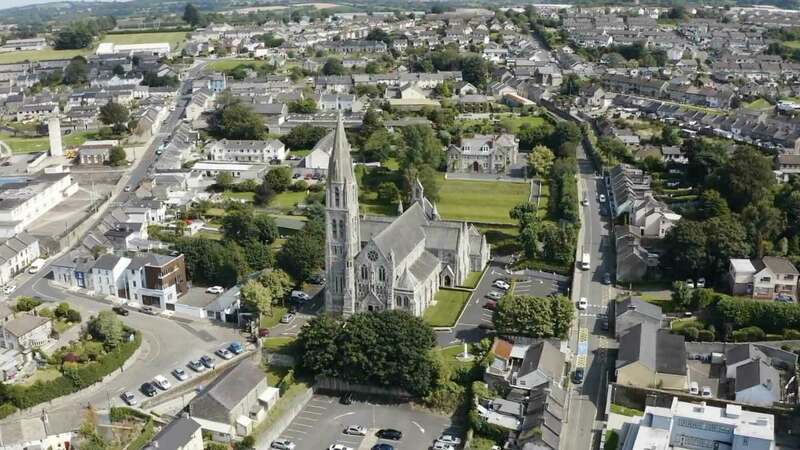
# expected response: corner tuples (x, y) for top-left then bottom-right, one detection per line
(206, 139), (286, 163)
(303, 129), (335, 172)
(0, 315), (52, 351)
(0, 233), (40, 286)
(0, 173), (79, 238)
(90, 254), (132, 297)
(96, 42), (171, 56)
(191, 161), (268, 180)
(619, 397), (775, 450)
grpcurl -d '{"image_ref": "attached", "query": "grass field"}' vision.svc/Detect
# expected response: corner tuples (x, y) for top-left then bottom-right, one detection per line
(610, 404), (644, 417)
(460, 271), (483, 289)
(438, 177), (531, 225)
(266, 365), (290, 386)
(783, 40), (800, 49)
(498, 115), (546, 134)
(423, 288), (471, 327)
(20, 368), (61, 386)
(101, 32), (188, 50)
(261, 336), (296, 354)
(271, 191), (308, 210)
(436, 344), (476, 372)
(223, 191), (255, 202)
(743, 98), (772, 110)
(0, 130), (93, 153)
(261, 306), (289, 328)
(0, 48), (90, 64)
(206, 58), (269, 72)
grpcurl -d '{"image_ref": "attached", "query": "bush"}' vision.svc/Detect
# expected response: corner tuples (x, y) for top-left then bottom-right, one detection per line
(66, 309), (82, 323)
(0, 403), (17, 419)
(681, 326), (700, 341)
(697, 329), (715, 341)
(277, 369), (295, 395)
(731, 326), (765, 342)
(14, 297), (41, 312)
(785, 329), (800, 340)
(604, 430), (620, 450)
(309, 183), (324, 192)
(109, 406), (151, 423)
(292, 180), (309, 192)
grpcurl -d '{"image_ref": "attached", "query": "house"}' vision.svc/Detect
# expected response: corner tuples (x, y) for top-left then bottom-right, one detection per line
(79, 140), (119, 165)
(189, 358), (279, 442)
(735, 359), (781, 407)
(317, 94), (363, 112)
(90, 254), (131, 297)
(776, 154), (800, 182)
(616, 322), (688, 391)
(125, 253), (188, 312)
(0, 233), (40, 286)
(447, 134), (519, 175)
(0, 314), (52, 351)
(302, 129), (335, 172)
(51, 252), (95, 289)
(206, 139), (286, 163)
(484, 338), (564, 392)
(660, 146), (687, 164)
(143, 416), (203, 450)
(613, 297), (663, 338)
(728, 256), (798, 301)
(618, 398), (775, 450)
(0, 172), (79, 238)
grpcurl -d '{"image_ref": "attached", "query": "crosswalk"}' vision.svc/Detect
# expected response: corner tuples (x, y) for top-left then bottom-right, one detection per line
(578, 304), (607, 318)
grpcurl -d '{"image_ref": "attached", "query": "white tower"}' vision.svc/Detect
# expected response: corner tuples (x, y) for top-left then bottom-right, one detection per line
(48, 116), (63, 157)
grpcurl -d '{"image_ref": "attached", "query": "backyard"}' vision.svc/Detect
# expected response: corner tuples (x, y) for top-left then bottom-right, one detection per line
(423, 288), (471, 327)
(438, 177), (531, 225)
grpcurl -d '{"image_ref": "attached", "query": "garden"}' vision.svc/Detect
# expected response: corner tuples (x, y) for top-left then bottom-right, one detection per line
(423, 288), (472, 328)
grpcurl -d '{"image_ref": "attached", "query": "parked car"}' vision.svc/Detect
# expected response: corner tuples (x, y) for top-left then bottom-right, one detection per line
(228, 342), (244, 354)
(258, 328), (270, 337)
(571, 368), (584, 385)
(432, 443), (455, 450)
(686, 279), (695, 289)
(141, 306), (157, 315)
(486, 291), (503, 300)
(112, 306), (129, 316)
(172, 368), (188, 381)
(200, 355), (215, 369)
(598, 314), (609, 331)
(291, 290), (311, 302)
(270, 440), (296, 450)
(188, 360), (205, 372)
(328, 445), (353, 450)
(701, 386), (712, 397)
(437, 434), (462, 445)
(344, 425), (367, 436)
(376, 429), (403, 440)
(689, 381), (699, 395)
(292, 173), (301, 179)
(3, 284), (15, 295)
(492, 279), (510, 290)
(603, 273), (612, 285)
(483, 300), (497, 311)
(120, 391), (137, 406)
(696, 278), (706, 288)
(310, 273), (326, 284)
(280, 313), (295, 324)
(478, 323), (495, 331)
(578, 297), (588, 310)
(206, 286), (224, 294)
(153, 375), (171, 390)
(124, 185), (132, 192)
(598, 194), (606, 203)
(216, 348), (233, 360)
(371, 445), (394, 450)
(581, 198), (589, 206)
(140, 382), (157, 397)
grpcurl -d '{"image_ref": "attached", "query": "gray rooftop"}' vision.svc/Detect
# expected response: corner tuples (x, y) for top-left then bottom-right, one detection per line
(144, 416), (201, 450)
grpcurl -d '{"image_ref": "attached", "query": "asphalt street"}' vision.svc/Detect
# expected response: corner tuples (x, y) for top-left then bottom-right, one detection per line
(560, 141), (615, 450)
(272, 394), (457, 450)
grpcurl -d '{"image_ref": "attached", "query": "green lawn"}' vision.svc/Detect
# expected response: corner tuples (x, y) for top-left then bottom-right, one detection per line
(438, 177), (531, 225)
(265, 365), (290, 386)
(53, 320), (75, 334)
(223, 191), (255, 202)
(20, 367), (61, 386)
(535, 181), (550, 219)
(0, 130), (93, 154)
(472, 436), (503, 450)
(670, 317), (705, 332)
(460, 271), (483, 289)
(194, 230), (222, 241)
(262, 336), (296, 354)
(423, 288), (471, 327)
(436, 344), (475, 372)
(206, 58), (269, 72)
(0, 48), (91, 64)
(260, 306), (289, 328)
(290, 149), (312, 158)
(783, 40), (800, 49)
(498, 115), (546, 134)
(270, 191), (308, 210)
(743, 98), (772, 110)
(101, 32), (188, 50)
(477, 224), (519, 256)
(610, 403), (644, 417)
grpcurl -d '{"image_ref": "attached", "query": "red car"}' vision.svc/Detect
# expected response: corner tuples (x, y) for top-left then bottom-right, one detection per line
(484, 300), (497, 310)
(258, 328), (270, 337)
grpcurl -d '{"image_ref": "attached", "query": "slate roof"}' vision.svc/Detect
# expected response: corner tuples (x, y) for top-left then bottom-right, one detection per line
(371, 203), (427, 264)
(3, 315), (49, 337)
(191, 358), (265, 419)
(759, 256), (799, 276)
(93, 254), (124, 271)
(726, 344), (769, 367)
(144, 417), (201, 450)
(617, 322), (686, 375)
(0, 233), (37, 265)
(615, 297), (663, 322)
(518, 340), (564, 382)
(736, 359), (780, 395)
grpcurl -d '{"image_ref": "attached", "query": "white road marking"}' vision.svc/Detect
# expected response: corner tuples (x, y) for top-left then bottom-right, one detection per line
(307, 404), (327, 409)
(302, 410), (323, 416)
(412, 421), (425, 433)
(333, 411), (356, 420)
(291, 422), (314, 428)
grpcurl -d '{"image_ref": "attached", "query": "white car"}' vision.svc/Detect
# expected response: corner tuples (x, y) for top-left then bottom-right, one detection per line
(598, 194), (606, 203)
(686, 279), (695, 289)
(696, 278), (706, 288)
(153, 375), (171, 390)
(486, 291), (503, 300)
(578, 297), (588, 310)
(280, 313), (295, 324)
(432, 443), (455, 450)
(270, 440), (296, 450)
(291, 290), (311, 302)
(437, 434), (462, 445)
(3, 284), (15, 295)
(343, 425), (367, 435)
(328, 445), (353, 450)
(172, 368), (188, 381)
(581, 198), (589, 206)
(216, 348), (234, 360)
(206, 286), (224, 294)
(492, 279), (510, 290)
(701, 386), (712, 398)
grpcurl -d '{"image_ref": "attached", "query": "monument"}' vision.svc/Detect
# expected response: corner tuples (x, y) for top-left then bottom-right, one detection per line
(48, 115), (62, 157)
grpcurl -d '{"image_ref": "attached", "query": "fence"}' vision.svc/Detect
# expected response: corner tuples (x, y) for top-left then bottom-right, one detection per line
(314, 377), (412, 399)
(255, 386), (313, 450)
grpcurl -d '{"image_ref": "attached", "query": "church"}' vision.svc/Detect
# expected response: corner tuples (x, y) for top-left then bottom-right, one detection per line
(325, 115), (491, 317)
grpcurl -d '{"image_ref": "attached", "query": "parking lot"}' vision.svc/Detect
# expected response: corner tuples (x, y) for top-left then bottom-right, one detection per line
(275, 394), (459, 450)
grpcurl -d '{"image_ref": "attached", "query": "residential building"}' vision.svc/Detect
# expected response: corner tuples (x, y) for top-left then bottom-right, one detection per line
(728, 256), (798, 301)
(206, 139), (286, 163)
(144, 417), (203, 450)
(51, 252), (95, 289)
(776, 154), (800, 182)
(189, 358), (279, 441)
(618, 397), (774, 450)
(125, 253), (188, 312)
(303, 129), (335, 172)
(484, 338), (565, 391)
(734, 359), (781, 407)
(0, 314), (52, 351)
(447, 134), (519, 175)
(613, 297), (663, 338)
(90, 254), (131, 297)
(78, 140), (120, 165)
(191, 161), (268, 181)
(325, 115), (489, 317)
(0, 172), (79, 238)
(616, 322), (688, 391)
(0, 233), (40, 286)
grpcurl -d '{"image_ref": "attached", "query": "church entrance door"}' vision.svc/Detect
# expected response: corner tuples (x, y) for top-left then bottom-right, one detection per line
(444, 275), (452, 287)
(472, 161), (480, 172)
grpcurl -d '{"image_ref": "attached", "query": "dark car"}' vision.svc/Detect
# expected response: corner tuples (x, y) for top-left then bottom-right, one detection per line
(371, 445), (394, 450)
(376, 429), (403, 440)
(483, 300), (497, 311)
(112, 306), (129, 316)
(602, 273), (612, 285)
(478, 322), (495, 331)
(140, 382), (158, 397)
(571, 368), (584, 385)
(200, 355), (215, 369)
(340, 392), (353, 405)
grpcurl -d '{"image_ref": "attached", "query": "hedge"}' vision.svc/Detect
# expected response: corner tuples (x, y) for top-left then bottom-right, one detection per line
(1, 332), (141, 411)
(128, 419), (155, 450)
(110, 406), (151, 423)
(715, 296), (800, 334)
(0, 403), (17, 419)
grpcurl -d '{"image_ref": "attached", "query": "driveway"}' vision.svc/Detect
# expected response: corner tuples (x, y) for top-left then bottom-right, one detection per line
(269, 394), (458, 450)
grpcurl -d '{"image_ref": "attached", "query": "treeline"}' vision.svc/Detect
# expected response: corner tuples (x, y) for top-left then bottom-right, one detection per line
(493, 294), (574, 338)
(407, 48), (491, 88)
(53, 17), (116, 50)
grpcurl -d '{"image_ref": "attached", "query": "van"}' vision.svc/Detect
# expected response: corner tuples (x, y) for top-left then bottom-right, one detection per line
(580, 253), (591, 270)
(689, 381), (699, 395)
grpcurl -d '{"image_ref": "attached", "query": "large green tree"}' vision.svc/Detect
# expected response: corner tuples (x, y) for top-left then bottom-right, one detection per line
(277, 221), (325, 283)
(99, 101), (130, 134)
(716, 147), (774, 212)
(64, 56), (89, 85)
(494, 295), (554, 337)
(87, 311), (124, 349)
(183, 3), (202, 26)
(212, 103), (264, 140)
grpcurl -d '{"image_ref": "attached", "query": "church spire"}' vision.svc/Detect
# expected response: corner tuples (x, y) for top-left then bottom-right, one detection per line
(327, 112), (354, 183)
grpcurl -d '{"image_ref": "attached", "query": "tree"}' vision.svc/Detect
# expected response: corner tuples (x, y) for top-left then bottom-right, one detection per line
(741, 199), (785, 258)
(297, 314), (342, 376)
(365, 28), (393, 44)
(662, 221), (709, 279)
(108, 146), (126, 166)
(528, 145), (555, 177)
(362, 129), (394, 163)
(322, 58), (345, 76)
(99, 101), (130, 134)
(697, 189), (730, 220)
(671, 281), (692, 308)
(260, 269), (293, 305)
(551, 295), (574, 338)
(661, 125), (681, 146)
(493, 295), (554, 337)
(280, 124), (327, 150)
(400, 124), (443, 170)
(241, 279), (272, 315)
(403, 165), (440, 203)
(54, 26), (93, 50)
(278, 221), (325, 283)
(539, 222), (577, 264)
(254, 214), (279, 244)
(377, 182), (400, 204)
(685, 139), (728, 185)
(112, 64), (125, 76)
(222, 209), (260, 244)
(183, 3), (202, 26)
(716, 147), (774, 212)
(216, 171), (234, 190)
(254, 181), (276, 206)
(173, 238), (247, 287)
(460, 54), (489, 87)
(63, 56), (89, 85)
(288, 98), (317, 114)
(265, 167), (292, 193)
(87, 311), (124, 349)
(14, 296), (41, 312)
(211, 103), (264, 140)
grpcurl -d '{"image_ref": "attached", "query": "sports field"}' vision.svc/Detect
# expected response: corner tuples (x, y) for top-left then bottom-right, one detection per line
(437, 177), (531, 225)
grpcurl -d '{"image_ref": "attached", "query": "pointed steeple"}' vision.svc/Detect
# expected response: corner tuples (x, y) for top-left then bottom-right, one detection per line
(327, 112), (354, 183)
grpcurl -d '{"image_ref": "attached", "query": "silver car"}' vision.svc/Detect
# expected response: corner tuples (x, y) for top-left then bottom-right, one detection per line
(270, 440), (296, 450)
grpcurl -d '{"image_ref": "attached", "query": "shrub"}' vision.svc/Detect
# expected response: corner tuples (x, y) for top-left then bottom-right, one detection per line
(66, 309), (82, 323)
(731, 326), (765, 342)
(697, 329), (715, 342)
(0, 403), (17, 419)
(292, 180), (309, 192)
(38, 307), (54, 318)
(277, 369), (295, 395)
(14, 297), (41, 312)
(681, 326), (700, 341)
(784, 329), (800, 340)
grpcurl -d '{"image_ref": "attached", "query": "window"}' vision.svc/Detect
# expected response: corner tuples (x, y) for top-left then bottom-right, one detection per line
(760, 276), (771, 283)
(331, 220), (338, 239)
(339, 220), (345, 236)
(378, 266), (386, 281)
(396, 296), (402, 307)
(361, 265), (368, 280)
(334, 187), (340, 207)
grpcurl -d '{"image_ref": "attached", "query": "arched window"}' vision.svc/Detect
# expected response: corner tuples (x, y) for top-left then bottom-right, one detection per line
(396, 296), (402, 307)
(404, 297), (410, 307)
(334, 187), (340, 207)
(361, 265), (368, 280)
(339, 220), (345, 237)
(331, 220), (338, 239)
(378, 266), (386, 281)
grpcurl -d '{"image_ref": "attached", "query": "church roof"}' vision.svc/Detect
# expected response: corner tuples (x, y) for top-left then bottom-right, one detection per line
(371, 202), (428, 265)
(409, 250), (441, 281)
(396, 267), (418, 290)
(327, 113), (355, 183)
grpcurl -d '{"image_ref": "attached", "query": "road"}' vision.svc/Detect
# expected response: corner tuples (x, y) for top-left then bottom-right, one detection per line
(560, 140), (615, 450)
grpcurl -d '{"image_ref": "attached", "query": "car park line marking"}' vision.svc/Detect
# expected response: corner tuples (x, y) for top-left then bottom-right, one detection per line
(412, 421), (425, 433)
(291, 422), (314, 428)
(334, 412), (356, 420)
(307, 404), (327, 409)
(302, 410), (323, 416)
